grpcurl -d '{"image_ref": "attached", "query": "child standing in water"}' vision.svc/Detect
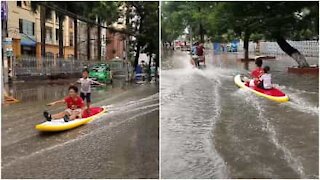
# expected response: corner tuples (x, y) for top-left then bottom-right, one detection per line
(258, 66), (273, 89)
(77, 69), (105, 113)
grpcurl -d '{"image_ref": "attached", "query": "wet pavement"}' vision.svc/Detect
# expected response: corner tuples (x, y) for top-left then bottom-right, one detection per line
(2, 79), (159, 178)
(161, 49), (318, 178)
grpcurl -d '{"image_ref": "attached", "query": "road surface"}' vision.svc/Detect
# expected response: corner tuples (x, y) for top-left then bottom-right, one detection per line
(161, 50), (318, 178)
(2, 79), (159, 178)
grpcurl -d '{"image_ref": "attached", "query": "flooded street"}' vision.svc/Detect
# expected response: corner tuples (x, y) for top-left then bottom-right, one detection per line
(2, 79), (159, 178)
(161, 50), (318, 178)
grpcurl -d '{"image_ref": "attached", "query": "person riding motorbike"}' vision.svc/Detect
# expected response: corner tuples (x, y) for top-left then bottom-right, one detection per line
(191, 42), (199, 67)
(196, 42), (205, 66)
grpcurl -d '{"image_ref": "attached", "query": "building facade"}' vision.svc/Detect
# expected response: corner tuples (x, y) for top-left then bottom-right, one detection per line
(7, 1), (74, 59)
(106, 32), (125, 60)
(5, 0), (127, 62)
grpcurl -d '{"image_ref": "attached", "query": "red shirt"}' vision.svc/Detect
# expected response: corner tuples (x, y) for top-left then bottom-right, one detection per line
(64, 96), (84, 109)
(251, 67), (263, 79)
(196, 46), (204, 56)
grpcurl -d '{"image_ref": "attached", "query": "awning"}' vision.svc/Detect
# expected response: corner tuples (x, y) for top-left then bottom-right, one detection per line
(20, 33), (36, 47)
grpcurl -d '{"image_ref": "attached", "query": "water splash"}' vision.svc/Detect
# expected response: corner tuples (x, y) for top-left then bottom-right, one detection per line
(242, 94), (306, 178)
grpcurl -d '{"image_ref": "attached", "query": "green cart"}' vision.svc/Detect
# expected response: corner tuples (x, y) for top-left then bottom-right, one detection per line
(89, 63), (113, 84)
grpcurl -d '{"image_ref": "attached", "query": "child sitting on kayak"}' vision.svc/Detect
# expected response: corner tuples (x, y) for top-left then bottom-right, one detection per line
(44, 85), (85, 122)
(77, 69), (105, 113)
(249, 58), (263, 86)
(258, 66), (273, 89)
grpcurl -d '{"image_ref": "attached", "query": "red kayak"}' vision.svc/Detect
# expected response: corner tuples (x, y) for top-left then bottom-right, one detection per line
(234, 75), (289, 103)
(82, 107), (105, 118)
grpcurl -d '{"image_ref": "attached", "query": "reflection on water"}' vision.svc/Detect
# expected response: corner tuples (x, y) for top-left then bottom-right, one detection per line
(161, 50), (318, 179)
(3, 78), (134, 104)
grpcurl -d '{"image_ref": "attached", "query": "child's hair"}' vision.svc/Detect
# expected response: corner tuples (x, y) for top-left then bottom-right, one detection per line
(82, 69), (89, 73)
(264, 66), (270, 73)
(68, 85), (79, 93)
(255, 58), (263, 67)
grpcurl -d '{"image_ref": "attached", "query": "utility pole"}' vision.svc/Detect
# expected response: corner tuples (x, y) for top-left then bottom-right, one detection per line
(1, 1), (8, 104)
(125, 4), (130, 81)
(189, 26), (192, 53)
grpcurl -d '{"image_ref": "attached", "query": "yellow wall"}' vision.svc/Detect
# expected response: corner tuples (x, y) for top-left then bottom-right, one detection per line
(12, 39), (21, 58)
(36, 44), (74, 59)
(7, 1), (74, 58)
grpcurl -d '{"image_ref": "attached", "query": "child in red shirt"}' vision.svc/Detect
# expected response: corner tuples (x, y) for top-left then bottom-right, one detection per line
(249, 58), (263, 86)
(44, 85), (85, 122)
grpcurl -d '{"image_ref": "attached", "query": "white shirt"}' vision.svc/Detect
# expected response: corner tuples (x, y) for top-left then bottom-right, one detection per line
(259, 74), (272, 89)
(77, 78), (94, 93)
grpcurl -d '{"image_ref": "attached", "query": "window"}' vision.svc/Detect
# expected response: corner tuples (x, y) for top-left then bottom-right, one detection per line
(19, 19), (23, 33)
(19, 19), (35, 36)
(102, 35), (105, 43)
(56, 29), (59, 41)
(69, 32), (73, 46)
(47, 12), (53, 21)
(69, 19), (73, 29)
(46, 26), (53, 42)
(32, 22), (35, 35)
(17, 1), (22, 7)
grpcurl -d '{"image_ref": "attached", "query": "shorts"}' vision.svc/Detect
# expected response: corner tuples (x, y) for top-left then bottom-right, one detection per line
(65, 108), (82, 116)
(80, 92), (91, 103)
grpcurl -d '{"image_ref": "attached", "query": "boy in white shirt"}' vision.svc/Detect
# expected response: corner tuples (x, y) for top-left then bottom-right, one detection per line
(258, 66), (273, 89)
(77, 69), (105, 113)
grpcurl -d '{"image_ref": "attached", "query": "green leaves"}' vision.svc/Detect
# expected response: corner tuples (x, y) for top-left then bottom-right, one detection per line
(162, 1), (319, 42)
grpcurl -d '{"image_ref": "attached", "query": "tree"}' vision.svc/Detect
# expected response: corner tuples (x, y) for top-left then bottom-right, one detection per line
(261, 2), (318, 67)
(207, 2), (319, 66)
(127, 1), (159, 71)
(161, 1), (216, 43)
(161, 2), (184, 45)
(139, 2), (159, 77)
(79, 1), (119, 61)
(162, 2), (318, 66)
(206, 2), (264, 60)
(89, 1), (119, 60)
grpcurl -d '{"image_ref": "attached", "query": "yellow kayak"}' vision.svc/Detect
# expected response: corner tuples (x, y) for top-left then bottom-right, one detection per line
(35, 106), (107, 132)
(234, 75), (289, 103)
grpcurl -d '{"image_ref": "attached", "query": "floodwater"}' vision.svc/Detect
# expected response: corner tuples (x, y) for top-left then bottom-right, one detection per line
(2, 79), (159, 178)
(161, 50), (318, 178)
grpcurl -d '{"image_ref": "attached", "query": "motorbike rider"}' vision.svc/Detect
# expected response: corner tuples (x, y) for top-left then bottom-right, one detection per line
(191, 42), (199, 67)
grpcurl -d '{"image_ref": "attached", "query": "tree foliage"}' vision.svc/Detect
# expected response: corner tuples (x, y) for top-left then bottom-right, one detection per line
(162, 1), (318, 65)
(161, 1), (216, 43)
(162, 1), (319, 42)
(127, 1), (159, 69)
